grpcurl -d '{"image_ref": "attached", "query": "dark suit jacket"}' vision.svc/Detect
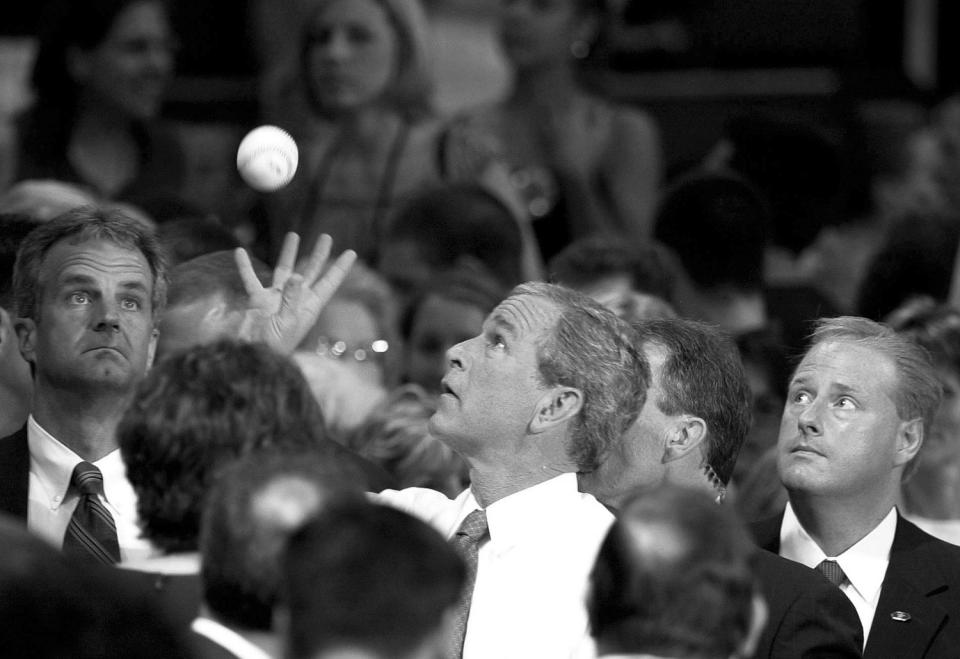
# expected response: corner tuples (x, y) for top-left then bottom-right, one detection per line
(0, 426), (29, 521)
(752, 548), (864, 658)
(753, 510), (960, 658)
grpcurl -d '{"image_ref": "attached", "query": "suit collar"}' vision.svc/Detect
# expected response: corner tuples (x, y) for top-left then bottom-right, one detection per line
(0, 426), (29, 520)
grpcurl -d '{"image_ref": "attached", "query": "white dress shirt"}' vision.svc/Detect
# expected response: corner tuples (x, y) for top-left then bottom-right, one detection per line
(780, 501), (897, 646)
(191, 617), (273, 659)
(26, 415), (156, 562)
(377, 473), (614, 659)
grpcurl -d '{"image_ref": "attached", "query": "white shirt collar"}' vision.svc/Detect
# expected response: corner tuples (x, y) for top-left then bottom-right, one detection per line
(28, 414), (128, 505)
(191, 617), (273, 659)
(781, 500), (897, 605)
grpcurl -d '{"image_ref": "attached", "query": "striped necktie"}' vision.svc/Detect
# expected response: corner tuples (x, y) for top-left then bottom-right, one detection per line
(446, 509), (489, 658)
(816, 559), (848, 587)
(62, 461), (120, 564)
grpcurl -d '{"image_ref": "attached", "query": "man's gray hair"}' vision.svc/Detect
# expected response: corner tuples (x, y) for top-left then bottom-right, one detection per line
(511, 282), (649, 472)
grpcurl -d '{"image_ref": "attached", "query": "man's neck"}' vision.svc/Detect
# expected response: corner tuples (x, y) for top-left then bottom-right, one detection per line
(31, 388), (130, 461)
(468, 461), (572, 508)
(788, 490), (898, 557)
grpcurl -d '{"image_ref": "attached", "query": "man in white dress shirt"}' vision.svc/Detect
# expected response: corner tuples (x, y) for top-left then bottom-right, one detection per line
(0, 207), (166, 562)
(379, 281), (648, 658)
(752, 315), (960, 657)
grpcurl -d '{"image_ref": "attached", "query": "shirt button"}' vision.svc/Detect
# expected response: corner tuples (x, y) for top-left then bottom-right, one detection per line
(53, 495), (61, 503)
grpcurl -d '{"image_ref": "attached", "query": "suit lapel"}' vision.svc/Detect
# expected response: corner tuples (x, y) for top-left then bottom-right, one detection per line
(750, 511), (785, 553)
(863, 516), (949, 658)
(0, 426), (30, 520)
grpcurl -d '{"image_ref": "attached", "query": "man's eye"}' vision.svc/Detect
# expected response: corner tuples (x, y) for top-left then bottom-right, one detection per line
(488, 334), (506, 350)
(835, 397), (856, 410)
(69, 292), (89, 304)
(792, 390), (811, 404)
(121, 298), (142, 311)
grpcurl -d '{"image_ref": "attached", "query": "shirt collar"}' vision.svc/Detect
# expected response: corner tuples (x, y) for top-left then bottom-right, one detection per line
(191, 617), (273, 659)
(28, 414), (126, 503)
(781, 501), (897, 604)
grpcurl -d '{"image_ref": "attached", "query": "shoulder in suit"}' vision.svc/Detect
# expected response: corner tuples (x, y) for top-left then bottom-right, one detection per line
(0, 426), (29, 521)
(751, 548), (863, 659)
(864, 515), (960, 658)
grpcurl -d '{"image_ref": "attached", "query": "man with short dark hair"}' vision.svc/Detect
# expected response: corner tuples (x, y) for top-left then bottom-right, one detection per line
(379, 281), (648, 657)
(281, 500), (466, 659)
(581, 318), (864, 658)
(0, 207), (167, 562)
(754, 316), (960, 656)
(588, 485), (766, 659)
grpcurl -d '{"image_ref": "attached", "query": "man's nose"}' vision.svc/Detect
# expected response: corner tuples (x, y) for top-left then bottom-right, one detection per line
(796, 399), (822, 436)
(93, 299), (121, 332)
(446, 341), (467, 371)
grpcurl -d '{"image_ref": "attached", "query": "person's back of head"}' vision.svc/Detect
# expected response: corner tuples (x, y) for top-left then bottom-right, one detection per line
(381, 183), (525, 298)
(201, 450), (362, 633)
(118, 339), (335, 553)
(0, 513), (191, 658)
(281, 500), (466, 659)
(654, 169), (769, 295)
(588, 485), (763, 659)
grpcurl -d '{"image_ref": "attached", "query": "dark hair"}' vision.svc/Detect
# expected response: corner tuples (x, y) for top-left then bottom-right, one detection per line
(384, 184), (524, 291)
(654, 170), (769, 292)
(12, 205), (167, 320)
(0, 214), (41, 309)
(548, 234), (679, 304)
(588, 485), (756, 658)
(634, 318), (752, 485)
(118, 340), (329, 553)
(200, 451), (362, 632)
(0, 514), (191, 658)
(283, 500), (466, 659)
(511, 282), (648, 471)
(886, 297), (960, 377)
(25, 0), (170, 151)
(856, 211), (960, 321)
(166, 249), (270, 310)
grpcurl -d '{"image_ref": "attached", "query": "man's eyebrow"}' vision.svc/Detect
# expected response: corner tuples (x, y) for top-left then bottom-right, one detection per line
(487, 313), (518, 335)
(831, 382), (860, 396)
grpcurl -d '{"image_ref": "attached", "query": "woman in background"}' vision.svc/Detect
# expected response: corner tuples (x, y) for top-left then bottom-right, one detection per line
(9, 0), (184, 208)
(446, 0), (662, 261)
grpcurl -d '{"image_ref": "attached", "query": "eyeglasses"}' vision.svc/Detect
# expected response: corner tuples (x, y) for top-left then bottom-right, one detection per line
(314, 336), (389, 363)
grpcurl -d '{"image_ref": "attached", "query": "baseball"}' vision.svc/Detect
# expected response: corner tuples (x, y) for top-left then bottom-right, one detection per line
(237, 125), (299, 192)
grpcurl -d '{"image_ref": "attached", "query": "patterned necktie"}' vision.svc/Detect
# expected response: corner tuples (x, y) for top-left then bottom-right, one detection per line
(816, 559), (848, 587)
(62, 461), (120, 564)
(446, 509), (489, 659)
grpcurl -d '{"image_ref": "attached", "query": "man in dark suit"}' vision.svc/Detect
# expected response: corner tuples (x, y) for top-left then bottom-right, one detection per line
(755, 316), (960, 657)
(0, 207), (167, 562)
(580, 317), (864, 658)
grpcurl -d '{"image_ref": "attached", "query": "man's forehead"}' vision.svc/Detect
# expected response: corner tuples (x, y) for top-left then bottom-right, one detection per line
(487, 294), (559, 334)
(793, 340), (897, 390)
(43, 238), (152, 280)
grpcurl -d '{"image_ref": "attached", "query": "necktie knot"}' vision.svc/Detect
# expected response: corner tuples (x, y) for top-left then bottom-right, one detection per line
(455, 509), (489, 542)
(816, 559), (848, 587)
(71, 461), (105, 497)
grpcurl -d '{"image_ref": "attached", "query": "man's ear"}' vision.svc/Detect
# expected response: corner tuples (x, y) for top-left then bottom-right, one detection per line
(529, 386), (583, 434)
(661, 415), (707, 463)
(14, 316), (37, 365)
(895, 417), (924, 467)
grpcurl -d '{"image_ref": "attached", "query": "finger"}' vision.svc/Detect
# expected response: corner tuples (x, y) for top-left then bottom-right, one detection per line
(273, 232), (300, 288)
(234, 248), (262, 295)
(299, 234), (333, 284)
(310, 249), (357, 308)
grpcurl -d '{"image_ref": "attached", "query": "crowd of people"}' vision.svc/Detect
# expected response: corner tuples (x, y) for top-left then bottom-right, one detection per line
(2, 0), (960, 657)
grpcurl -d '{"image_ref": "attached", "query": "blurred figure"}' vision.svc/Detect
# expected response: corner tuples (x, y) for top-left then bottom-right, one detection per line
(266, 0), (441, 261)
(0, 179), (99, 221)
(297, 261), (401, 389)
(588, 485), (766, 659)
(348, 384), (469, 497)
(379, 183), (526, 305)
(0, 513), (191, 659)
(887, 297), (960, 544)
(655, 169), (770, 337)
(447, 0), (662, 261)
(280, 499), (466, 659)
(548, 233), (679, 320)
(157, 250), (270, 361)
(196, 450), (361, 659)
(8, 0), (184, 209)
(0, 215), (39, 438)
(401, 260), (505, 394)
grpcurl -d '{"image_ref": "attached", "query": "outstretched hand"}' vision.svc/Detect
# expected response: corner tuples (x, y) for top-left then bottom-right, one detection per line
(235, 233), (357, 354)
